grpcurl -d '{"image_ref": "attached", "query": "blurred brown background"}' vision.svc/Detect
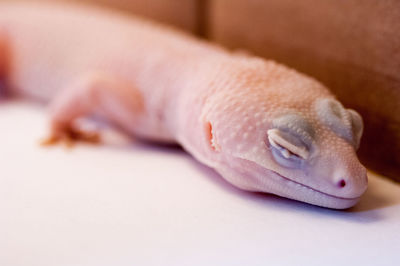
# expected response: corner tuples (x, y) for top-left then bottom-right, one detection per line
(6, 0), (400, 179)
(52, 0), (202, 33)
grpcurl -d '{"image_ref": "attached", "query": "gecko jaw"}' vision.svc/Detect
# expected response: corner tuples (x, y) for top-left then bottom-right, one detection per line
(224, 157), (363, 209)
(263, 167), (362, 209)
(270, 169), (361, 201)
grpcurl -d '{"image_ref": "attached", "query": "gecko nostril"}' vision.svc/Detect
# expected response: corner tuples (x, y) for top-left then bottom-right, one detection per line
(338, 179), (346, 188)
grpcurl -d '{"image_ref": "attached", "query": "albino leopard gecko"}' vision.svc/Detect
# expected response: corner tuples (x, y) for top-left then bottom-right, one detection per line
(0, 2), (367, 209)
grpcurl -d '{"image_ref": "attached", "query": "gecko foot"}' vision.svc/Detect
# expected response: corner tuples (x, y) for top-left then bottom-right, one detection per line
(40, 125), (101, 147)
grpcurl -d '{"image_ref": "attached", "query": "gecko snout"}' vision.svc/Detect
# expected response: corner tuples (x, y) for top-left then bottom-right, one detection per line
(331, 167), (368, 199)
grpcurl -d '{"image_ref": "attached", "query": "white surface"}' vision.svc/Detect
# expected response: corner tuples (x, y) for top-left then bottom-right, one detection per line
(1, 101), (400, 266)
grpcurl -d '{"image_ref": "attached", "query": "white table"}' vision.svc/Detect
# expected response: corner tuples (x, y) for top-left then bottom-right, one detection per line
(1, 101), (399, 266)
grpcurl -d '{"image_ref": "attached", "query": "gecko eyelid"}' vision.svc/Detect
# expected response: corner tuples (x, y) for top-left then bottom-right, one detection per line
(268, 129), (309, 160)
(267, 113), (314, 168)
(272, 113), (315, 148)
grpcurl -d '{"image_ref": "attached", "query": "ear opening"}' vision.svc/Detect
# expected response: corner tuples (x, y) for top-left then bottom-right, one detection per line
(0, 31), (10, 97)
(204, 121), (220, 151)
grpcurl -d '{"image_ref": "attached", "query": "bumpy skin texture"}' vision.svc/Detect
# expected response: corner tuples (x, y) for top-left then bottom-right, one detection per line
(0, 2), (367, 209)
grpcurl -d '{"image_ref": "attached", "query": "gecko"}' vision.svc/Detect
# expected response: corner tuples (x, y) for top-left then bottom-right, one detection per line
(0, 1), (367, 209)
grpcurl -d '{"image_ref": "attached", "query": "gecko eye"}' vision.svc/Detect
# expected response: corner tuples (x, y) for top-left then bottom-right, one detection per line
(316, 98), (363, 149)
(267, 114), (314, 168)
(348, 109), (363, 150)
(267, 129), (309, 168)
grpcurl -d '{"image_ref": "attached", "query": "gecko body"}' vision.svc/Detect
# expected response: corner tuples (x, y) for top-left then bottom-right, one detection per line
(0, 2), (367, 209)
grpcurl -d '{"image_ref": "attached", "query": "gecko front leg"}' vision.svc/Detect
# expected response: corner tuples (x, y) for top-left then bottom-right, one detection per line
(43, 72), (144, 145)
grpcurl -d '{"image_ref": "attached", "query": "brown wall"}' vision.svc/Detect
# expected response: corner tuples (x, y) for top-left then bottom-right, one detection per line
(69, 0), (200, 33)
(8, 0), (200, 33)
(208, 0), (400, 179)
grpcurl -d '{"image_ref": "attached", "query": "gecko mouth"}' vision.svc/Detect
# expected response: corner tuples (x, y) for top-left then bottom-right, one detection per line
(262, 168), (362, 209)
(269, 169), (361, 201)
(229, 157), (362, 208)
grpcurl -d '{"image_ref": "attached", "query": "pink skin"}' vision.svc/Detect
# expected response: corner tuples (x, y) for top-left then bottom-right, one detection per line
(0, 2), (367, 209)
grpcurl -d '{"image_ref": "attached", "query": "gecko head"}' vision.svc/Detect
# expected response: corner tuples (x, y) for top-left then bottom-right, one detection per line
(203, 92), (367, 209)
